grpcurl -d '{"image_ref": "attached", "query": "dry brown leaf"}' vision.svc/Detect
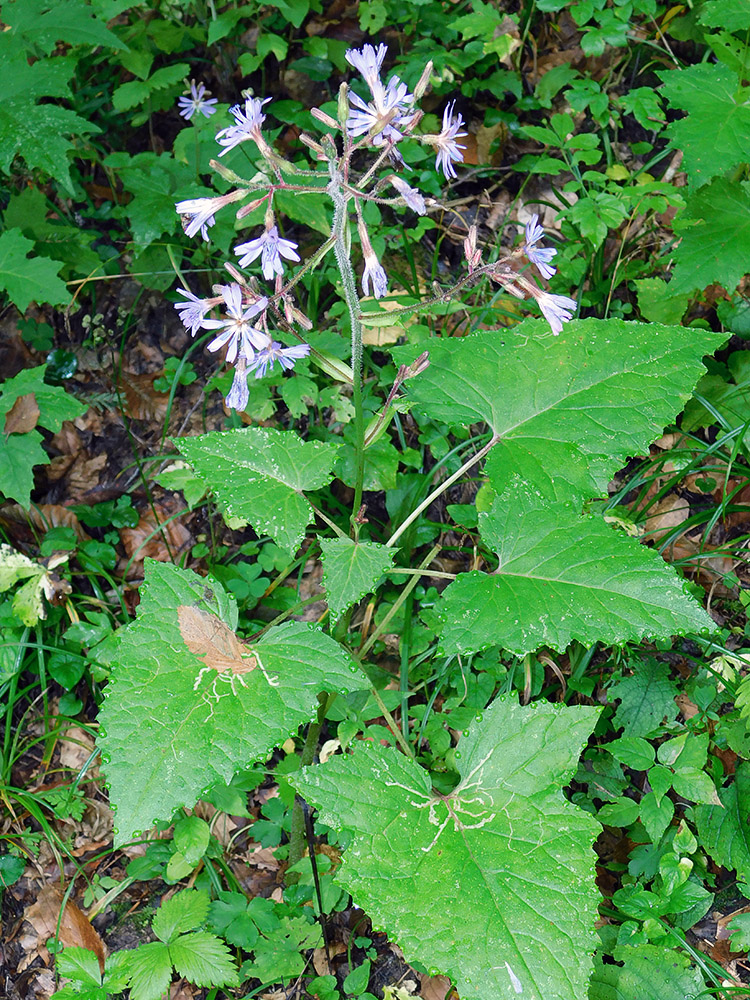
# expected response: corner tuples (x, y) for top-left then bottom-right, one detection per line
(119, 501), (192, 573)
(19, 885), (106, 973)
(5, 393), (40, 436)
(169, 983), (197, 1000)
(0, 503), (89, 542)
(643, 494), (690, 542)
(117, 371), (169, 422)
(63, 451), (108, 496)
(676, 691), (700, 720)
(59, 725), (97, 772)
(312, 942), (346, 977)
(419, 973), (453, 1000)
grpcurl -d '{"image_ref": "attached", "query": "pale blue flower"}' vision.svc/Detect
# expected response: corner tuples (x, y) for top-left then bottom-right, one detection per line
(225, 360), (249, 412)
(234, 226), (300, 280)
(177, 81), (218, 121)
(537, 292), (577, 335)
(175, 197), (218, 241)
(362, 256), (388, 298)
(389, 175), (426, 215)
(524, 215), (557, 280)
(200, 284), (269, 363)
(248, 342), (310, 379)
(216, 97), (270, 156)
(175, 288), (213, 336)
(434, 102), (467, 180)
(345, 44), (414, 149)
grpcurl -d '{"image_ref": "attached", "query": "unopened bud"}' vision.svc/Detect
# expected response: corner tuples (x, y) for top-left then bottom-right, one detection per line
(209, 159), (248, 185)
(337, 82), (349, 131)
(403, 351), (429, 379)
(299, 133), (326, 158)
(236, 195), (268, 220)
(310, 348), (354, 385)
(413, 62), (433, 102)
(311, 107), (339, 130)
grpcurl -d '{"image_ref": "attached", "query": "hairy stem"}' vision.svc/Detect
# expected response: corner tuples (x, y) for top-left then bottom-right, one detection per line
(329, 169), (366, 533)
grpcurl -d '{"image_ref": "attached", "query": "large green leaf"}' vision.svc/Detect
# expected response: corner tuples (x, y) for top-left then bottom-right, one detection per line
(98, 561), (359, 845)
(669, 178), (750, 296)
(589, 944), (705, 999)
(293, 695), (600, 1000)
(392, 319), (722, 505)
(178, 427), (339, 554)
(0, 230), (71, 311)
(659, 63), (750, 188)
(319, 537), (396, 619)
(435, 481), (712, 657)
(695, 761), (750, 882)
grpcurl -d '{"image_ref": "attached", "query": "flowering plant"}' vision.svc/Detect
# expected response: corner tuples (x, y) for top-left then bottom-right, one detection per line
(97, 41), (719, 1000)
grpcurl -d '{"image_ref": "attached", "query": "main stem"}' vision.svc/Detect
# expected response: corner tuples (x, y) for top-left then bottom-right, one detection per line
(329, 170), (366, 532)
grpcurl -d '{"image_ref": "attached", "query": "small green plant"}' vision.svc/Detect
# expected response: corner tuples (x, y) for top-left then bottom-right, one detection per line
(52, 890), (237, 1000)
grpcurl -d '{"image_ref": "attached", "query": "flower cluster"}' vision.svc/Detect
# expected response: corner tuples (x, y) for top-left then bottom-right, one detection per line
(175, 281), (310, 412)
(172, 45), (578, 416)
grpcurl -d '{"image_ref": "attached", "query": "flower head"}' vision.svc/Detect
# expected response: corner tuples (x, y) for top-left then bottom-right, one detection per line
(248, 341), (310, 379)
(234, 225), (301, 280)
(345, 44), (414, 149)
(537, 292), (577, 336)
(177, 81), (218, 121)
(175, 197), (218, 241)
(524, 214), (557, 280)
(357, 216), (388, 299)
(215, 97), (270, 156)
(175, 190), (248, 243)
(389, 175), (426, 215)
(345, 43), (388, 93)
(362, 256), (388, 299)
(431, 102), (467, 180)
(175, 287), (214, 336)
(200, 284), (269, 363)
(225, 358), (249, 412)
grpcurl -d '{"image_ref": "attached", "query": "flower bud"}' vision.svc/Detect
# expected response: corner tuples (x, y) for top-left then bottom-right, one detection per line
(311, 107), (339, 130)
(413, 61), (434, 102)
(310, 348), (354, 385)
(337, 82), (349, 131)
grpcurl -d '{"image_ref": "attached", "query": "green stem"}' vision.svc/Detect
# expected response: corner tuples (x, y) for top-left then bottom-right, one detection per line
(358, 544), (441, 658)
(386, 435), (499, 548)
(287, 692), (336, 874)
(328, 170), (366, 532)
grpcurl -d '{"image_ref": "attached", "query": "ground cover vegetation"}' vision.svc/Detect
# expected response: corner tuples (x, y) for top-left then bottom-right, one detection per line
(2, 0), (750, 998)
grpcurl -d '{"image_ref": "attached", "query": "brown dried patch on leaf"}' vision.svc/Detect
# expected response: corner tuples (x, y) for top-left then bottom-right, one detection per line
(177, 605), (257, 676)
(4, 393), (40, 436)
(19, 885), (106, 973)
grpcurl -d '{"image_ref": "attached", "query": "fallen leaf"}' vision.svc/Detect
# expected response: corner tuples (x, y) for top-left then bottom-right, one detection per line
(59, 725), (97, 772)
(4, 393), (40, 436)
(19, 885), (106, 973)
(119, 499), (192, 574)
(312, 941), (346, 976)
(644, 493), (690, 542)
(419, 973), (453, 1000)
(117, 371), (168, 422)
